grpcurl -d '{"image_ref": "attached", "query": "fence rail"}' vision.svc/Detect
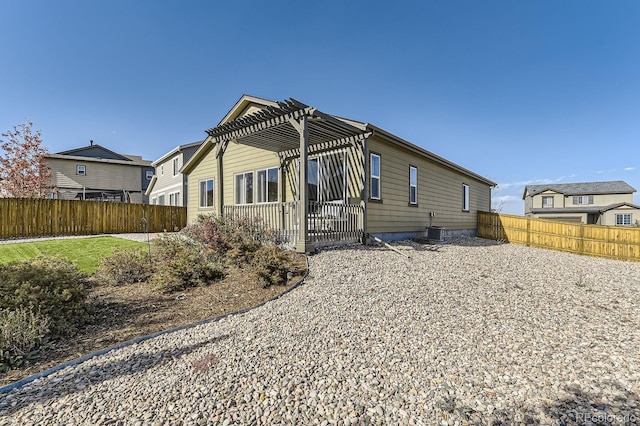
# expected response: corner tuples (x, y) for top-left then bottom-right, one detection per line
(478, 211), (640, 262)
(0, 198), (187, 239)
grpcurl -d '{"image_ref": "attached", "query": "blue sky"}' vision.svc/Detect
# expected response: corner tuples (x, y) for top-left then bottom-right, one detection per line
(1, 1), (638, 214)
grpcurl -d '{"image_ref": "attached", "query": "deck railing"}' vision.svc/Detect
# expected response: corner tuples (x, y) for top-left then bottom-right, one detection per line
(223, 201), (364, 247)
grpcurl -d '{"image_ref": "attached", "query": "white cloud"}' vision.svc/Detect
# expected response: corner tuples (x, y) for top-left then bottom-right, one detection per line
(624, 167), (635, 171)
(494, 176), (568, 191)
(596, 168), (615, 174)
(492, 195), (519, 203)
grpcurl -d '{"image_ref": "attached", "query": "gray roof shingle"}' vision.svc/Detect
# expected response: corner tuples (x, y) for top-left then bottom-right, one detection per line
(524, 180), (636, 198)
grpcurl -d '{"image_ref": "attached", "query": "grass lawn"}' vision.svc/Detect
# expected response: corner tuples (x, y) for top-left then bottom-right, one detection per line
(0, 237), (148, 274)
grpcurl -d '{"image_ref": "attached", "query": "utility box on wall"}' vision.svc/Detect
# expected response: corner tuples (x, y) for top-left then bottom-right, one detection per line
(427, 226), (445, 242)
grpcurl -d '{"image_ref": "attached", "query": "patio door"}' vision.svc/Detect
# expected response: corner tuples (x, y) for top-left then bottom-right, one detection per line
(308, 150), (347, 206)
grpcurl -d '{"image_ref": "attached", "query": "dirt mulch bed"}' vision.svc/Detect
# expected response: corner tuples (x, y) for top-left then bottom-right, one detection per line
(1, 256), (307, 387)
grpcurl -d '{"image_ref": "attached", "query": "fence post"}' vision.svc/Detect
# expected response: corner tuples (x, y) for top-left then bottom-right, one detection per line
(526, 216), (531, 247)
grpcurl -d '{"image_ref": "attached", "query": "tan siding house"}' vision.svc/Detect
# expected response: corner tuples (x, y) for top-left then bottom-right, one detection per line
(146, 141), (201, 206)
(523, 181), (640, 226)
(46, 144), (153, 203)
(182, 95), (496, 252)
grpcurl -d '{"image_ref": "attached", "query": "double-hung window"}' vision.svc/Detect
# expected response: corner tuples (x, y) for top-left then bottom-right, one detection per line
(257, 167), (279, 203)
(409, 166), (417, 205)
(235, 172), (254, 204)
(370, 153), (381, 200)
(574, 195), (593, 205)
(542, 196), (554, 208)
(172, 157), (179, 176)
(462, 184), (470, 212)
(76, 165), (86, 175)
(616, 213), (632, 226)
(169, 191), (180, 206)
(199, 179), (214, 208)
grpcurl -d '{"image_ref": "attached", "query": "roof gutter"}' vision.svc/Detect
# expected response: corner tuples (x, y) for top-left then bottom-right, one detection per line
(366, 125), (497, 187)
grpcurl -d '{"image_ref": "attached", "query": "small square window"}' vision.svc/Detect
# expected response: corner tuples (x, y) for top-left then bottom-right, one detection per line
(146, 170), (154, 180)
(542, 196), (554, 208)
(76, 165), (86, 175)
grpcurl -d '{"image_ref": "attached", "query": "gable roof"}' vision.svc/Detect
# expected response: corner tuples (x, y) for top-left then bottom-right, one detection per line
(217, 94), (280, 126)
(523, 180), (636, 199)
(151, 140), (203, 167)
(56, 144), (133, 161)
(46, 153), (152, 167)
(530, 201), (640, 215)
(599, 202), (640, 212)
(182, 95), (496, 187)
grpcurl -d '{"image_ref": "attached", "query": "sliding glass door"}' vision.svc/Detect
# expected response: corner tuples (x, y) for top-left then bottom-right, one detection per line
(308, 150), (347, 205)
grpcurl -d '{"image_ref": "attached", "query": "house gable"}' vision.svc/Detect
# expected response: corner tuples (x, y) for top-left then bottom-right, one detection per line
(217, 95), (279, 125)
(57, 144), (133, 161)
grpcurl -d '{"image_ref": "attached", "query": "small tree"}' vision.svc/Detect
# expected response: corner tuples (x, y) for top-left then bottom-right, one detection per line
(0, 122), (52, 198)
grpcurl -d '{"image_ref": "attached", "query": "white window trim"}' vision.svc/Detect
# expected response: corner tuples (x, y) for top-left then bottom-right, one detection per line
(76, 165), (86, 175)
(199, 178), (214, 208)
(172, 157), (180, 176)
(616, 213), (632, 226)
(370, 153), (381, 200)
(145, 170), (154, 180)
(169, 191), (181, 206)
(409, 165), (417, 205)
(234, 171), (255, 205)
(575, 195), (593, 205)
(542, 196), (554, 208)
(256, 167), (279, 204)
(462, 184), (470, 212)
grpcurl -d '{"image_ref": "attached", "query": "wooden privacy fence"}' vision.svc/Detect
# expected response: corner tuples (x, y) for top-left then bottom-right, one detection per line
(0, 198), (187, 239)
(478, 211), (640, 262)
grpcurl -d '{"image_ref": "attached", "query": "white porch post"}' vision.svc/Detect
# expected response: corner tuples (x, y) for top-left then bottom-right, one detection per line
(294, 115), (311, 252)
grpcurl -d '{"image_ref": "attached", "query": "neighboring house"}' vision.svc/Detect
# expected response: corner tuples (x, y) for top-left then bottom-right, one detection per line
(523, 180), (640, 226)
(146, 141), (202, 206)
(46, 143), (154, 203)
(182, 95), (496, 252)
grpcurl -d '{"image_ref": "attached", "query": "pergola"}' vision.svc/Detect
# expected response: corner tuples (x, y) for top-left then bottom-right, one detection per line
(205, 99), (371, 252)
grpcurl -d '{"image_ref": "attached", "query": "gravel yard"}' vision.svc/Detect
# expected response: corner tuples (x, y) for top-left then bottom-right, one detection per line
(1, 238), (639, 425)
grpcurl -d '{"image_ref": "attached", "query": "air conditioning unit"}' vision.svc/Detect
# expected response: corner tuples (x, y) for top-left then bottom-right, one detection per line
(427, 226), (445, 242)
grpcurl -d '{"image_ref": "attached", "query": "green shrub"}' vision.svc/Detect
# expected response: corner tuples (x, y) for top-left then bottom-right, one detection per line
(148, 235), (225, 292)
(0, 255), (87, 338)
(184, 214), (275, 264)
(96, 247), (153, 286)
(250, 244), (295, 288)
(0, 306), (50, 372)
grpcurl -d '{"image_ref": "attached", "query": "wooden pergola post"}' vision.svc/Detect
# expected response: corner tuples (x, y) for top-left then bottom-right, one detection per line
(216, 141), (225, 217)
(291, 115), (311, 253)
(361, 137), (369, 244)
